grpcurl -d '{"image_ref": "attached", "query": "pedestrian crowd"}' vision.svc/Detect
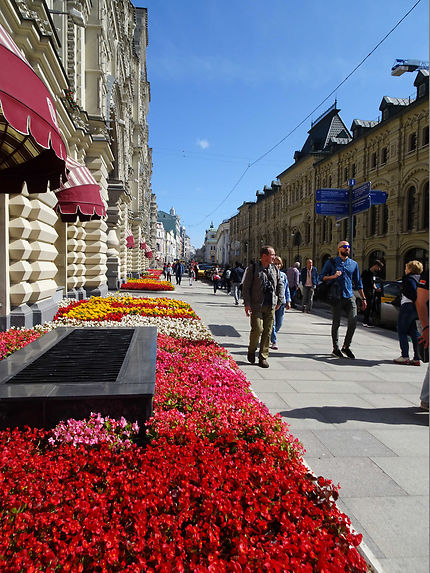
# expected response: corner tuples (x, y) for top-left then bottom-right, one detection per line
(159, 244), (428, 409)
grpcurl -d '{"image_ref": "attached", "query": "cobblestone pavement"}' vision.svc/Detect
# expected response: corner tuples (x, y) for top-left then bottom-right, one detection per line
(141, 280), (429, 573)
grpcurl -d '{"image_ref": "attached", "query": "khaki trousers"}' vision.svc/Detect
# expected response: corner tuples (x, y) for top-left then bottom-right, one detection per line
(248, 306), (275, 360)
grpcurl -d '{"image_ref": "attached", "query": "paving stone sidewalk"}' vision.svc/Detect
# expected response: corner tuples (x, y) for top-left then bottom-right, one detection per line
(159, 280), (429, 573)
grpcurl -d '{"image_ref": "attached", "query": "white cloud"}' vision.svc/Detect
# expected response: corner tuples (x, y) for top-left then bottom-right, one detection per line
(196, 139), (209, 150)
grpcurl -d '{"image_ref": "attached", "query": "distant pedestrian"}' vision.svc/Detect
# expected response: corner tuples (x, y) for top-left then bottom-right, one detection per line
(300, 258), (318, 313)
(287, 262), (300, 308)
(270, 256), (291, 350)
(213, 266), (221, 294)
(230, 262), (245, 305)
(222, 266), (232, 294)
(393, 260), (423, 366)
(194, 262), (199, 281)
(189, 265), (195, 286)
(361, 260), (384, 327)
(318, 240), (366, 359)
(242, 246), (285, 368)
(175, 261), (184, 285)
(165, 263), (173, 282)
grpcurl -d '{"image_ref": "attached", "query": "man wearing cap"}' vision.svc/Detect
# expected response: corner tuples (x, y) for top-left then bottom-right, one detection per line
(318, 241), (366, 359)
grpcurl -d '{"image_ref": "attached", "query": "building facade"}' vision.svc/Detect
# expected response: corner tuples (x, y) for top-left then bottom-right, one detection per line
(0, 0), (154, 329)
(228, 72), (429, 280)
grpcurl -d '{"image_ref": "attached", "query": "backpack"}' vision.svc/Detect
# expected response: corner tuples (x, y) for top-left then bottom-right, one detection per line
(316, 259), (341, 304)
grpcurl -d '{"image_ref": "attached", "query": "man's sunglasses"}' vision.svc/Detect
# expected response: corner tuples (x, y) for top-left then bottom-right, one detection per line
(340, 244), (350, 249)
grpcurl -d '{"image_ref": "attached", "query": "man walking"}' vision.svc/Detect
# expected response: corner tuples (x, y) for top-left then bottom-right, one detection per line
(287, 262), (300, 308)
(175, 260), (184, 285)
(242, 246), (285, 368)
(360, 260), (384, 327)
(300, 258), (318, 313)
(230, 262), (244, 305)
(318, 240), (366, 359)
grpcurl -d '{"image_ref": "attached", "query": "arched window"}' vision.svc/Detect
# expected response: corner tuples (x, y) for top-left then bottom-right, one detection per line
(407, 186), (416, 230)
(423, 126), (429, 146)
(409, 133), (417, 152)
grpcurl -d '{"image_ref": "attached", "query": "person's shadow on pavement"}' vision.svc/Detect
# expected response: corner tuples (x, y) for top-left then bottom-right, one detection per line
(279, 406), (428, 426)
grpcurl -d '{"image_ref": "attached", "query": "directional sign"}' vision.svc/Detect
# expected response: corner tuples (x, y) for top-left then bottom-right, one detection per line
(316, 202), (349, 216)
(352, 195), (371, 215)
(352, 181), (371, 201)
(370, 190), (388, 205)
(316, 188), (349, 202)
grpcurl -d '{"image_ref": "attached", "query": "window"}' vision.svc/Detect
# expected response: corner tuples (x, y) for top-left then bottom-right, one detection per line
(423, 183), (429, 230)
(407, 186), (416, 230)
(369, 206), (377, 236)
(423, 126), (429, 146)
(404, 248), (428, 273)
(409, 133), (417, 152)
(381, 147), (388, 164)
(344, 167), (348, 181)
(382, 204), (389, 234)
(351, 163), (356, 178)
(371, 152), (377, 168)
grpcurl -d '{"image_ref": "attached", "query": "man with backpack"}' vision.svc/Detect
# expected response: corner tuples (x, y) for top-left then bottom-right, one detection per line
(242, 246), (285, 368)
(318, 240), (366, 359)
(230, 262), (244, 305)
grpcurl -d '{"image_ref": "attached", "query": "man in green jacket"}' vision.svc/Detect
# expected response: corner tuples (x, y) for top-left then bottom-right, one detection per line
(242, 246), (285, 368)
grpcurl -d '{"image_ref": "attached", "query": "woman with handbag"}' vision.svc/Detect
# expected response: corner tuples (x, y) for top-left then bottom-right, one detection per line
(393, 260), (423, 366)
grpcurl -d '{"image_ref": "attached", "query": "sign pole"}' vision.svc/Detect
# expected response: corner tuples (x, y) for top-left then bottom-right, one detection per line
(348, 179), (355, 256)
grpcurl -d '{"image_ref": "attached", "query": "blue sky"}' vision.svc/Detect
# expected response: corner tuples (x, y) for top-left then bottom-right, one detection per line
(133, 0), (429, 248)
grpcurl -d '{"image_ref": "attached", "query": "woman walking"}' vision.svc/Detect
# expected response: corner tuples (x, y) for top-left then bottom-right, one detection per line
(271, 256), (291, 350)
(393, 260), (423, 366)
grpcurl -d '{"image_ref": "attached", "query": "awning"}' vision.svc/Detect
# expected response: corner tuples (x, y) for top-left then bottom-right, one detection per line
(54, 156), (106, 222)
(126, 229), (135, 249)
(0, 24), (67, 193)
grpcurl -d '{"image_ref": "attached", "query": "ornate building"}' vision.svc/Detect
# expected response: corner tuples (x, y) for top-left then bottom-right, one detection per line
(229, 72), (429, 280)
(0, 0), (154, 329)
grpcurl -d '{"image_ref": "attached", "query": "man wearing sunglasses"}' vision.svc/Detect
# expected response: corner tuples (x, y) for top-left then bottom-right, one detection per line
(318, 241), (366, 359)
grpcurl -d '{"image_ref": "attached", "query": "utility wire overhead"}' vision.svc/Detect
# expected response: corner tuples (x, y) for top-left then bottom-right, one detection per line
(192, 0), (422, 229)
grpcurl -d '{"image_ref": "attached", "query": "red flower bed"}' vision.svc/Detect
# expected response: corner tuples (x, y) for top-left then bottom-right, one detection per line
(120, 279), (174, 291)
(0, 332), (366, 571)
(0, 329), (46, 361)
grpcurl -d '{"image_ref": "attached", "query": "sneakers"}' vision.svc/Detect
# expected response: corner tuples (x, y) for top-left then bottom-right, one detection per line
(258, 358), (269, 368)
(247, 351), (255, 364)
(393, 356), (409, 365)
(341, 347), (355, 359)
(271, 343), (278, 350)
(409, 359), (421, 366)
(363, 323), (375, 328)
(331, 347), (343, 358)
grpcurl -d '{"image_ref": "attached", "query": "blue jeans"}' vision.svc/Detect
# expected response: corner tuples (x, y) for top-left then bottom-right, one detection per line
(289, 286), (298, 308)
(271, 304), (285, 344)
(331, 297), (357, 349)
(397, 302), (419, 359)
(232, 282), (241, 304)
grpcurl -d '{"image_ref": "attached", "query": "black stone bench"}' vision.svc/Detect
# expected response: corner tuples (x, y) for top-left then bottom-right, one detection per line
(0, 327), (157, 444)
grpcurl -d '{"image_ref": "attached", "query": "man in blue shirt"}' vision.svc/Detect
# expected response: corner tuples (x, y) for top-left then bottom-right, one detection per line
(318, 240), (366, 359)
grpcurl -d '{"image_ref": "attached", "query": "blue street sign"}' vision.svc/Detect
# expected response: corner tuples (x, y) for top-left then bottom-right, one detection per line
(352, 181), (371, 201)
(316, 188), (349, 202)
(370, 190), (388, 205)
(352, 195), (371, 215)
(316, 202), (349, 216)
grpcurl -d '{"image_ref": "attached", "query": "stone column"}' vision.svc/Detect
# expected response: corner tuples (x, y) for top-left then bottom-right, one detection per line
(84, 219), (108, 297)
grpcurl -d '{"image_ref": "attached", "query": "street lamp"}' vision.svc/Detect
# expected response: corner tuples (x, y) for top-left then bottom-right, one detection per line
(291, 229), (302, 264)
(48, 8), (85, 27)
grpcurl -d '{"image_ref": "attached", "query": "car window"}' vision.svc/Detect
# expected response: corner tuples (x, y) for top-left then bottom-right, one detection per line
(383, 282), (401, 298)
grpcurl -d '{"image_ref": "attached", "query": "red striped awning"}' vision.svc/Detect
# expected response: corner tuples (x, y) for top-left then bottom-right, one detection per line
(0, 24), (67, 193)
(54, 156), (106, 222)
